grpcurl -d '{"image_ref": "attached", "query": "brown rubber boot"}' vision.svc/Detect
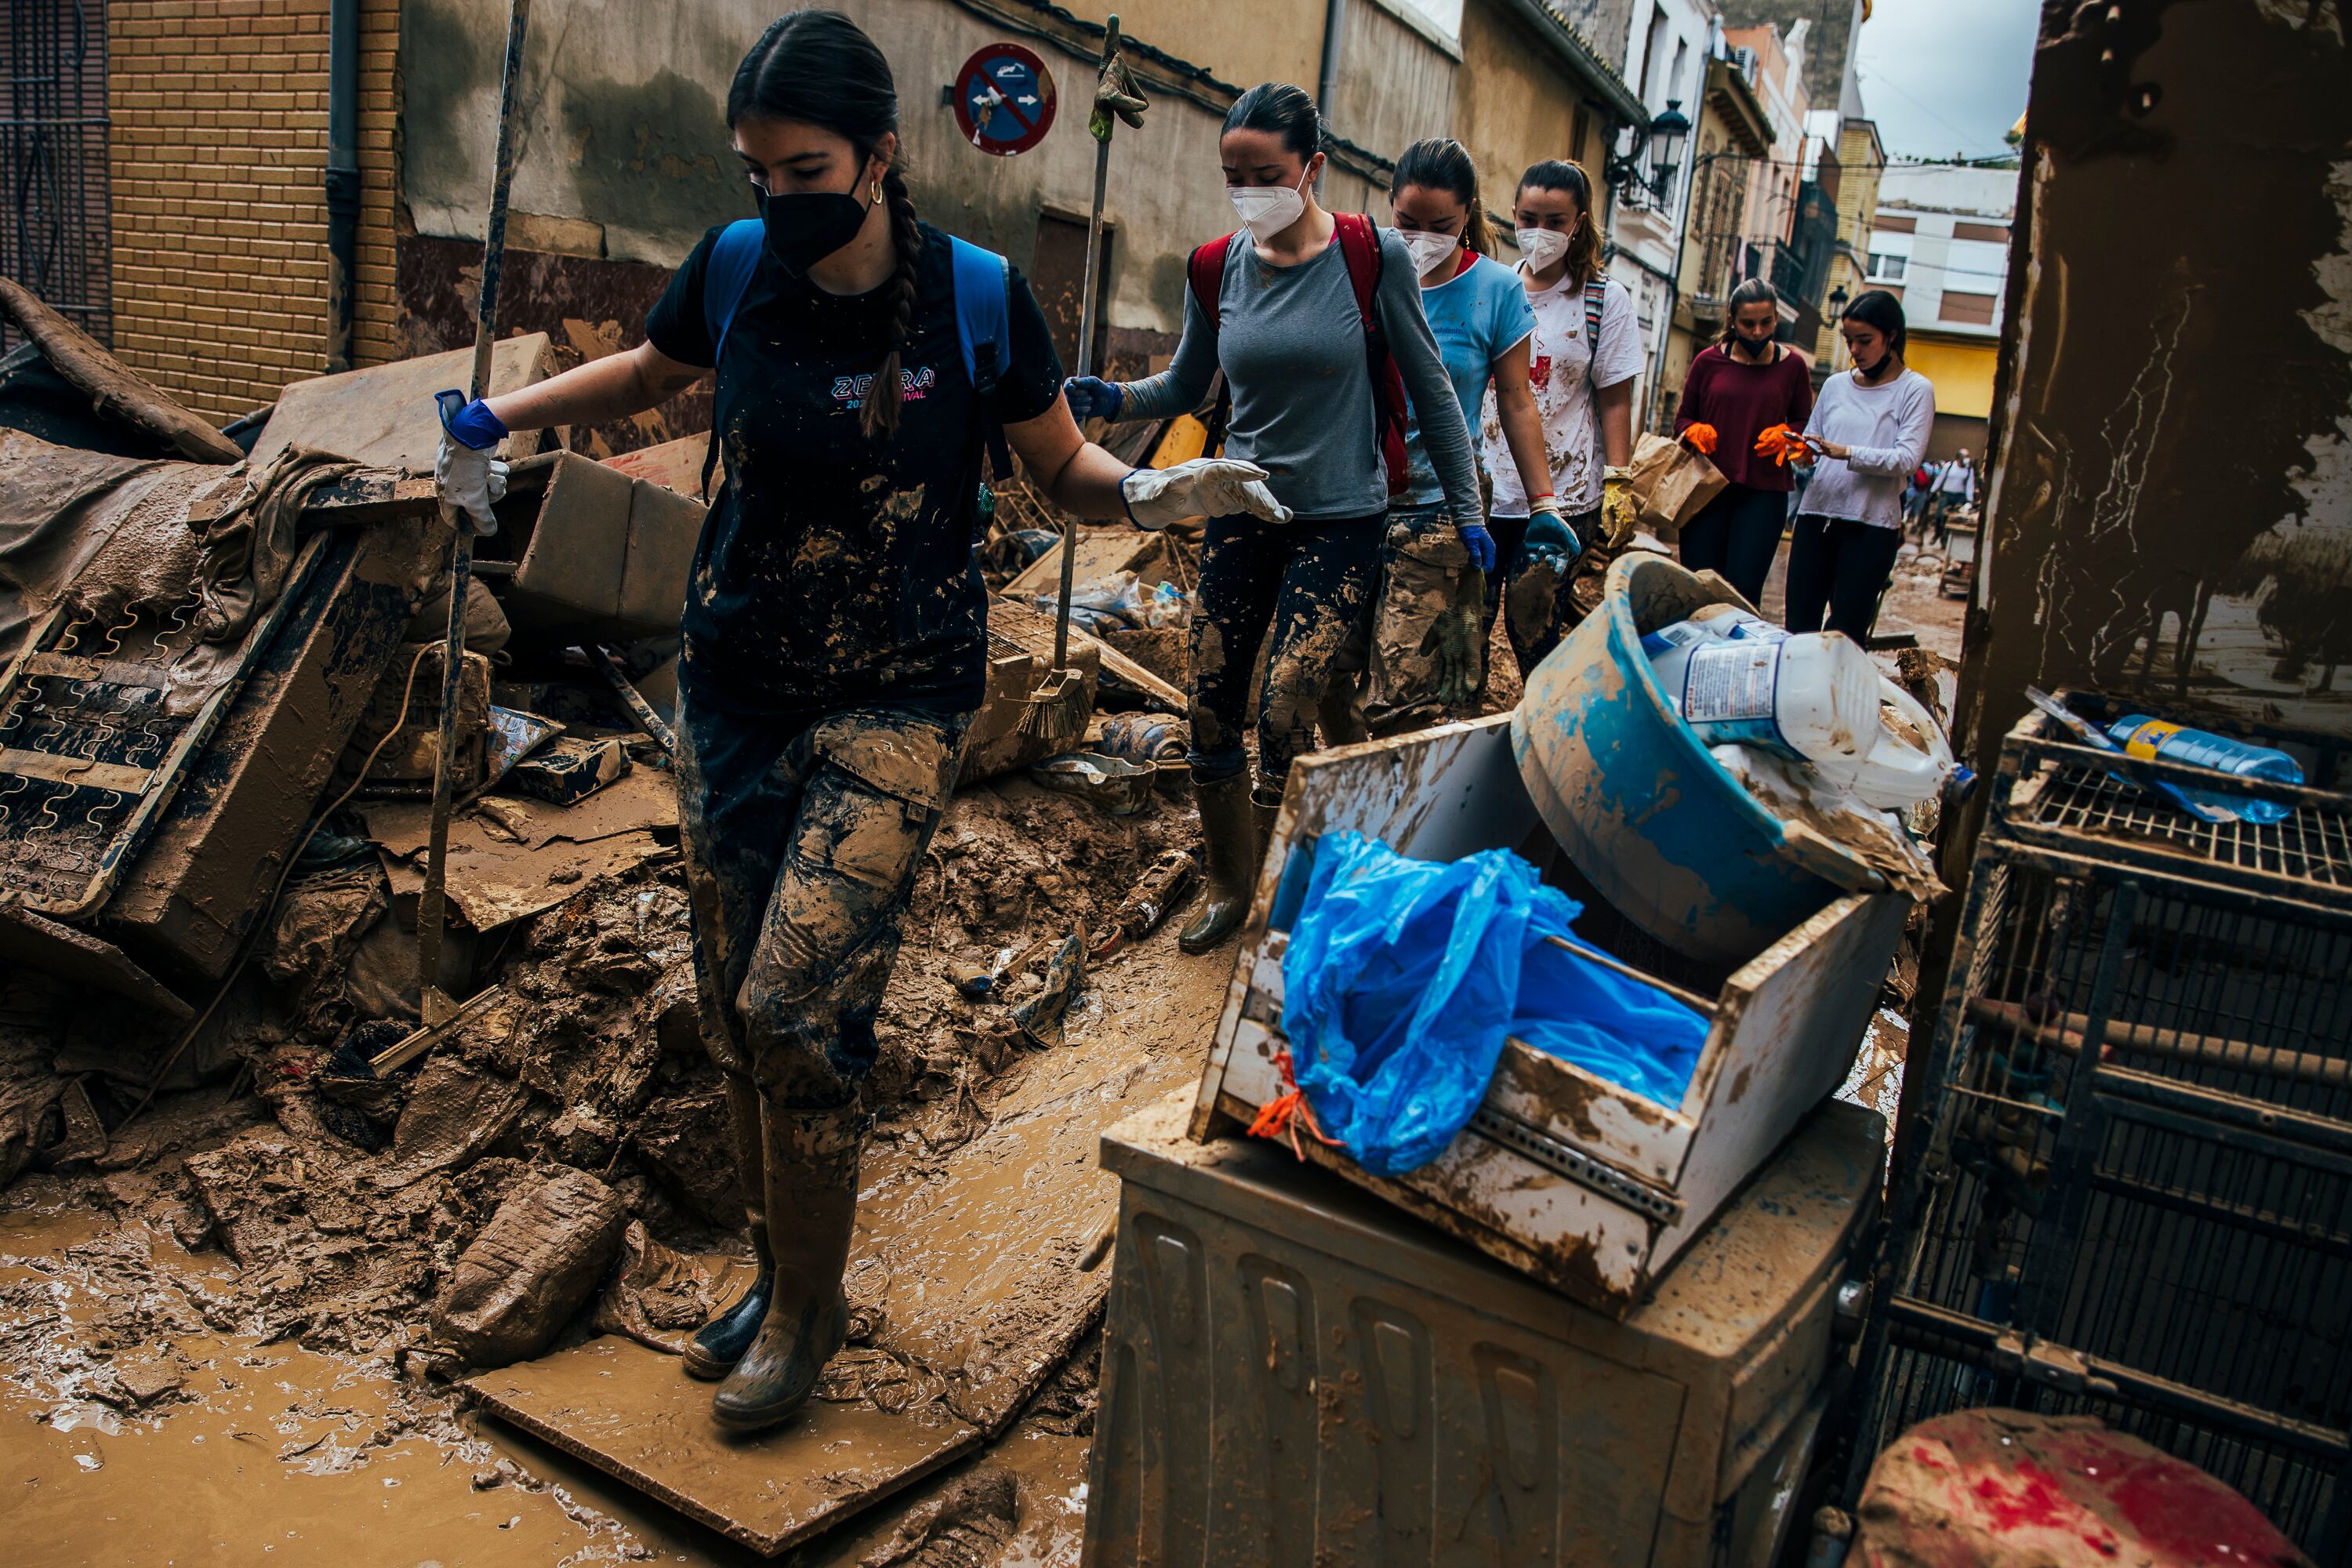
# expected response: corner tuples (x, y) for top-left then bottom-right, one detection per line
(710, 1103), (862, 1432)
(1179, 771), (1261, 955)
(683, 1073), (773, 1380)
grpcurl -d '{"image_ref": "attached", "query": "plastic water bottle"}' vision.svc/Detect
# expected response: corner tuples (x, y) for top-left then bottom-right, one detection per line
(1675, 632), (1884, 780)
(2104, 716), (2303, 825)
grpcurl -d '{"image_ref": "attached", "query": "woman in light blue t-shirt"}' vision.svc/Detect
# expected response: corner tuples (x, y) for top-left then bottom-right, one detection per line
(1332, 137), (1562, 735)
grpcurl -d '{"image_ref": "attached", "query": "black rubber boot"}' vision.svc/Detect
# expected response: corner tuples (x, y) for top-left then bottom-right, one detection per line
(710, 1103), (862, 1433)
(1179, 772), (1261, 955)
(683, 1074), (774, 1380)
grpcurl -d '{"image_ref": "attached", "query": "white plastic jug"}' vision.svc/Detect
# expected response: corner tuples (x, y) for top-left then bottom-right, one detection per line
(1846, 683), (1955, 808)
(1639, 618), (1721, 712)
(1675, 632), (1884, 777)
(1689, 603), (1788, 643)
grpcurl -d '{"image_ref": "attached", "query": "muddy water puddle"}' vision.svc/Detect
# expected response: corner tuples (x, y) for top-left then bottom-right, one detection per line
(0, 1207), (720, 1563)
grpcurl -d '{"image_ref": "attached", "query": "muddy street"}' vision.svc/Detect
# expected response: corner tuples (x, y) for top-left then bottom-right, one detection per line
(2, 776), (1229, 1565)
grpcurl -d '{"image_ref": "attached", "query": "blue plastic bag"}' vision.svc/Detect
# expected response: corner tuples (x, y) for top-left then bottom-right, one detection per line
(1513, 935), (1708, 1107)
(1279, 833), (1709, 1176)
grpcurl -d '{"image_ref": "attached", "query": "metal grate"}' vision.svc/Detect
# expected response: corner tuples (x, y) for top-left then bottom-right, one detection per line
(2024, 762), (2352, 893)
(1, 0), (111, 348)
(1853, 696), (2352, 1557)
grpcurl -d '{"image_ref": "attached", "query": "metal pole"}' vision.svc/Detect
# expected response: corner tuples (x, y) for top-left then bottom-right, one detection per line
(1052, 135), (1111, 676)
(1314, 0), (1348, 198)
(1051, 16), (1132, 677)
(417, 0), (532, 1020)
(1650, 149), (1722, 433)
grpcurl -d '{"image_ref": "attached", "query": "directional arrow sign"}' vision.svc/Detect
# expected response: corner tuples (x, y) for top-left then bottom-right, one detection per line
(952, 42), (1057, 156)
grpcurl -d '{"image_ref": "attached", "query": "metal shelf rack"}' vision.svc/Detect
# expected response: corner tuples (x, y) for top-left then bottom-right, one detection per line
(1856, 692), (2352, 1556)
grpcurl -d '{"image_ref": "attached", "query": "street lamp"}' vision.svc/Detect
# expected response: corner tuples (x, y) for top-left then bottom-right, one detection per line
(1608, 100), (1694, 206)
(1828, 283), (1849, 320)
(1646, 100), (1690, 204)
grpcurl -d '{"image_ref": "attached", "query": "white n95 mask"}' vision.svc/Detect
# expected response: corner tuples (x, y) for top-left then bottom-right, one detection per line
(1402, 229), (1461, 278)
(1230, 170), (1309, 245)
(1516, 227), (1571, 273)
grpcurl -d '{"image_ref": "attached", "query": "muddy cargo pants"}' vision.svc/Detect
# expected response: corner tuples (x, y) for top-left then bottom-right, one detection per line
(1187, 511), (1383, 789)
(1335, 501), (1486, 735)
(1490, 506), (1612, 676)
(675, 684), (966, 1111)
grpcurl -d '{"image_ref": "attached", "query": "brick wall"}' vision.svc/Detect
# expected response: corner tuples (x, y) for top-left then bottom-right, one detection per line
(107, 0), (401, 423)
(350, 0), (401, 368)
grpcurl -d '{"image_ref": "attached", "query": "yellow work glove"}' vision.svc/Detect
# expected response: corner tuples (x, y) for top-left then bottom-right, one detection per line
(1600, 465), (1638, 548)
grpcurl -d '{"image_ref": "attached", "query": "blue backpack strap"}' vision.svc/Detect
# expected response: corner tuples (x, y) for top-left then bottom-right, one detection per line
(948, 235), (1015, 477)
(703, 219), (764, 358)
(697, 219), (764, 499)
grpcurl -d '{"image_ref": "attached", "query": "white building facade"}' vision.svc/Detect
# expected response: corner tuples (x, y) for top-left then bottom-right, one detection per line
(1864, 164), (2018, 338)
(1606, 0), (1719, 426)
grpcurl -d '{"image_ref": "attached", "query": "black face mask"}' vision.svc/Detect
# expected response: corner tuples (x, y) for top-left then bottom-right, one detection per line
(758, 186), (869, 278)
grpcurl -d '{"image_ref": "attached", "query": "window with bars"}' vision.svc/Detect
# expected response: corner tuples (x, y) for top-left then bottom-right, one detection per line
(2, 0), (111, 350)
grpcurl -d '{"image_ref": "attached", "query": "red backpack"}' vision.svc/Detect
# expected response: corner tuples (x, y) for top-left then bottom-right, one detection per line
(1185, 211), (1411, 499)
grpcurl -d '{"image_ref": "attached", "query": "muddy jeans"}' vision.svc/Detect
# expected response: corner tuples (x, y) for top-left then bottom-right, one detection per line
(1188, 511), (1383, 786)
(675, 681), (966, 1109)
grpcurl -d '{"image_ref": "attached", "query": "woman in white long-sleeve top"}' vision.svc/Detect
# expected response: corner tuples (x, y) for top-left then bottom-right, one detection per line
(1787, 289), (1935, 638)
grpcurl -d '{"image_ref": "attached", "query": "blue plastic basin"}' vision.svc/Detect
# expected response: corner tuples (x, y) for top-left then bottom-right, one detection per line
(1510, 554), (1886, 969)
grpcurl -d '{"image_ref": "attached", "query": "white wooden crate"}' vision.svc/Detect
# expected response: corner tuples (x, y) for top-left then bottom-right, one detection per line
(1190, 714), (1905, 1317)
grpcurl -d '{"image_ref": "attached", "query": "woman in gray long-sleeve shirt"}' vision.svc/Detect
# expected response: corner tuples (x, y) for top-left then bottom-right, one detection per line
(1065, 83), (1483, 953)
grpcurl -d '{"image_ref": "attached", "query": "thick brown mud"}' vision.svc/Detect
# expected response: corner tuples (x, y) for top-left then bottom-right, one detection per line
(1, 773), (1232, 1563)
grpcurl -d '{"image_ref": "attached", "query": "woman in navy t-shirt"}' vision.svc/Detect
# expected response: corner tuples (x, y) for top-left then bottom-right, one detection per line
(430, 13), (1282, 1436)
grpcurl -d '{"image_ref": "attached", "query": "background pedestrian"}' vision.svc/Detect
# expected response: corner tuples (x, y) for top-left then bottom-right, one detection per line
(1671, 277), (1812, 605)
(1784, 289), (1934, 639)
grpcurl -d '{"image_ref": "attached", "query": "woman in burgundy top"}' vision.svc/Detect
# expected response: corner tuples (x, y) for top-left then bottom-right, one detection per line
(1672, 278), (1815, 605)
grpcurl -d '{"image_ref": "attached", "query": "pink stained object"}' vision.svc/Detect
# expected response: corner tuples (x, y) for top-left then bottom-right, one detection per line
(1853, 1408), (2314, 1568)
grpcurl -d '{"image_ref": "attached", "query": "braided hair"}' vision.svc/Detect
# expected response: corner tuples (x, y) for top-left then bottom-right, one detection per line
(728, 10), (921, 439)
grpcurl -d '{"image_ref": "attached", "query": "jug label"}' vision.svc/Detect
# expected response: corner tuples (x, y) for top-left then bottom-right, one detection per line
(1682, 644), (1778, 725)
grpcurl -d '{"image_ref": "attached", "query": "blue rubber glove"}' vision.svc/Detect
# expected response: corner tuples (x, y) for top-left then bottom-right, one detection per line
(1520, 509), (1584, 575)
(1063, 376), (1123, 422)
(1457, 522), (1496, 575)
(436, 390), (508, 450)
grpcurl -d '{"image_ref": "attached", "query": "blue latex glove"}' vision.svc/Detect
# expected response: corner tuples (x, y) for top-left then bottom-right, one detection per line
(1520, 509), (1584, 575)
(436, 390), (508, 450)
(1458, 522), (1495, 575)
(1063, 376), (1123, 422)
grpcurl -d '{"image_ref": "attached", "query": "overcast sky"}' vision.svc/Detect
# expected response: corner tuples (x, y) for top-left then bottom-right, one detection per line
(1851, 0), (2039, 162)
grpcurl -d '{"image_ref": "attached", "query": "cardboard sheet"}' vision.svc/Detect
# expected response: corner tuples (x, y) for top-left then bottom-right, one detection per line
(361, 765), (677, 930)
(465, 1336), (982, 1557)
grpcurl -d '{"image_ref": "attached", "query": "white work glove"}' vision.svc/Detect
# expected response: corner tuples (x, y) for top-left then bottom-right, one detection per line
(434, 390), (510, 536)
(1120, 457), (1292, 530)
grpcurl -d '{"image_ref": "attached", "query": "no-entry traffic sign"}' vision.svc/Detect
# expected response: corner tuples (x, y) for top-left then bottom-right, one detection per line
(953, 42), (1057, 156)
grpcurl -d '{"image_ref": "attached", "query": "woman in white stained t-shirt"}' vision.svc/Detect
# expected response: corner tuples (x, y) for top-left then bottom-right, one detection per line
(1477, 158), (1645, 675)
(1786, 288), (1936, 639)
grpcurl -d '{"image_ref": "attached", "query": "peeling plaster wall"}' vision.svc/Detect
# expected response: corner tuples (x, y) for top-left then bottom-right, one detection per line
(1960, 0), (2352, 768)
(399, 0), (1269, 360)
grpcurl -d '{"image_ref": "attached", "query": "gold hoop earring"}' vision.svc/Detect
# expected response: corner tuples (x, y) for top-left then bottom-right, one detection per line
(870, 180), (884, 207)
